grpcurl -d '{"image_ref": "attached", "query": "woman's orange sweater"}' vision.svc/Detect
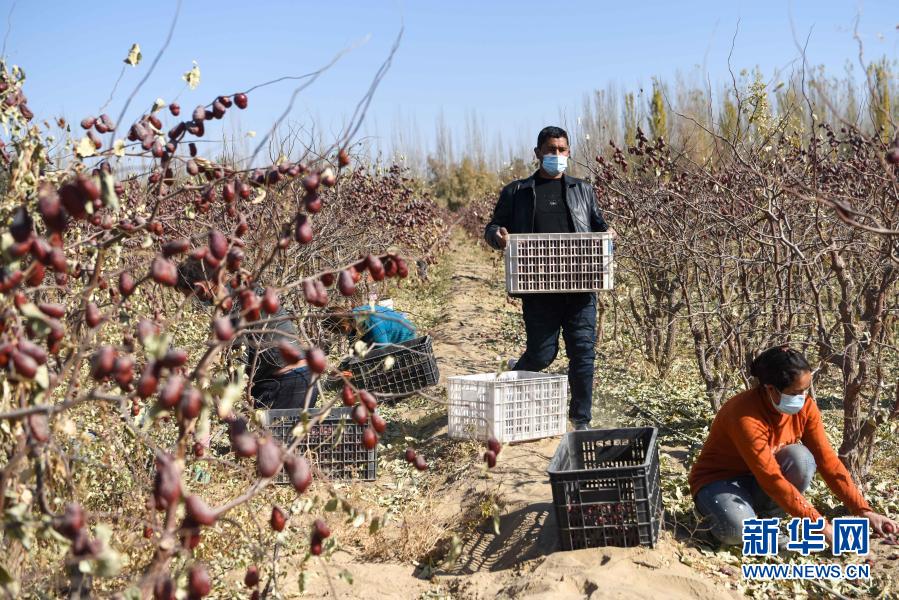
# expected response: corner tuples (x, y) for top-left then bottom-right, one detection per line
(688, 387), (870, 520)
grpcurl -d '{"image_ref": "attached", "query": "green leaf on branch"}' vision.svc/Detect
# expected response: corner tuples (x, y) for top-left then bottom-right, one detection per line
(182, 61), (201, 90)
(101, 172), (119, 212)
(34, 365), (49, 390)
(144, 333), (170, 361)
(121, 587), (142, 600)
(93, 524), (122, 577)
(0, 232), (13, 255)
(123, 43), (142, 67)
(75, 137), (95, 158)
(195, 405), (211, 440)
(6, 503), (28, 521)
(217, 377), (244, 419)
(0, 563), (18, 597)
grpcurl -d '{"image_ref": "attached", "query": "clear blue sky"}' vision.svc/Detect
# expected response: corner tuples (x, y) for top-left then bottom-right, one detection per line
(4, 1), (897, 164)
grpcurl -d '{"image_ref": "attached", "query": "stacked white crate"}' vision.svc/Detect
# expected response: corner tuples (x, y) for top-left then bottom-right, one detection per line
(504, 232), (614, 294)
(447, 371), (568, 443)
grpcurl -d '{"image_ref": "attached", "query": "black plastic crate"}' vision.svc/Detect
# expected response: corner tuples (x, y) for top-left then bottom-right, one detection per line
(344, 336), (439, 397)
(547, 427), (662, 549)
(261, 407), (376, 482)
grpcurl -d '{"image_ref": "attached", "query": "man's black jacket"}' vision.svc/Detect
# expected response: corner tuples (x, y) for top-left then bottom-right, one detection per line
(484, 171), (608, 249)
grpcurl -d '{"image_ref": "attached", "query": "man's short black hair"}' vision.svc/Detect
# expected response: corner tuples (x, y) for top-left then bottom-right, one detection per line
(537, 126), (569, 149)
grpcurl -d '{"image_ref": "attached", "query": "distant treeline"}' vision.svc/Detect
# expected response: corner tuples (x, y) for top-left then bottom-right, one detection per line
(383, 57), (899, 205)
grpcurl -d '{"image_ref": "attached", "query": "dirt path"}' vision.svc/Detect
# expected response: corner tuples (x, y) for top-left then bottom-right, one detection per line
(427, 234), (520, 381)
(298, 234), (740, 599)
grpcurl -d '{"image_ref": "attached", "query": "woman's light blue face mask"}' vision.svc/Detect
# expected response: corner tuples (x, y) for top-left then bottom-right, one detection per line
(766, 383), (808, 415)
(774, 391), (807, 415)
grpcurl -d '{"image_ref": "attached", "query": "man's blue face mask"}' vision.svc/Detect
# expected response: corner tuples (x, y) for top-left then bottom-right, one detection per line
(541, 154), (568, 176)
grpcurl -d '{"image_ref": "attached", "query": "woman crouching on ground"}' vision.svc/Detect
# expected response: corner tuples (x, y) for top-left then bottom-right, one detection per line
(689, 345), (897, 546)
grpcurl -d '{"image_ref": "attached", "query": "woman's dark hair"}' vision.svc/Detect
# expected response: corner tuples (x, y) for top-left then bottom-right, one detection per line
(749, 345), (811, 391)
(320, 307), (355, 334)
(175, 256), (214, 294)
(537, 126), (568, 148)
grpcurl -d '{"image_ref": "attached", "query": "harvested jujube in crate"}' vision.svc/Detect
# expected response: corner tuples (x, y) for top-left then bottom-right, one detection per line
(547, 427), (662, 549)
(261, 407), (377, 482)
(565, 501), (641, 547)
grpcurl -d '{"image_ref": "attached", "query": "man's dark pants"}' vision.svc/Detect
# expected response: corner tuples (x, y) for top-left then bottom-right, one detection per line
(512, 292), (597, 425)
(251, 367), (319, 411)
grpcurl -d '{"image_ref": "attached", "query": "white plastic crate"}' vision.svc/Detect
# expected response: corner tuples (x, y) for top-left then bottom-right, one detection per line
(447, 371), (568, 443)
(504, 232), (614, 294)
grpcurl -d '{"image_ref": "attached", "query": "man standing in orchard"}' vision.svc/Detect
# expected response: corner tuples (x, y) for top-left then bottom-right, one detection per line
(485, 126), (610, 431)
